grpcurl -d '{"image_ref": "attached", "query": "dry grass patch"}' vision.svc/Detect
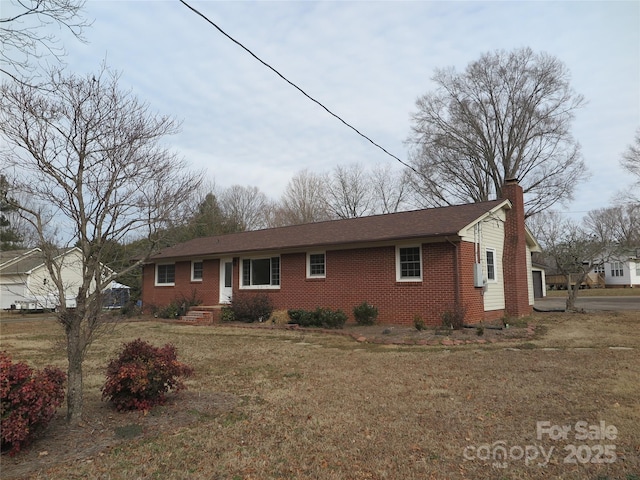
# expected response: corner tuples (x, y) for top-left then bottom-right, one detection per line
(531, 310), (640, 349)
(546, 288), (640, 298)
(1, 312), (639, 479)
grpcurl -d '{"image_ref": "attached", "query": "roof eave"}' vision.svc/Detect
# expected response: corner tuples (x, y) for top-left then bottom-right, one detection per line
(147, 233), (465, 263)
(456, 199), (511, 236)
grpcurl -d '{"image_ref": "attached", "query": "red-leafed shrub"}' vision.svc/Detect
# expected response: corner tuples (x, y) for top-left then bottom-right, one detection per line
(1, 352), (66, 456)
(102, 339), (194, 412)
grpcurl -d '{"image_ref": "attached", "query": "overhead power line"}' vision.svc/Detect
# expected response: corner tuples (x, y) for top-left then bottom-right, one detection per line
(178, 0), (417, 173)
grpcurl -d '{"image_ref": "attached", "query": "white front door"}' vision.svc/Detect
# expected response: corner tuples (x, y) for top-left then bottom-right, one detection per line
(219, 258), (233, 304)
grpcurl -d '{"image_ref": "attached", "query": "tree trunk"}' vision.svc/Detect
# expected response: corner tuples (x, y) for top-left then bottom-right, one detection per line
(566, 285), (579, 312)
(66, 316), (84, 425)
(565, 273), (588, 312)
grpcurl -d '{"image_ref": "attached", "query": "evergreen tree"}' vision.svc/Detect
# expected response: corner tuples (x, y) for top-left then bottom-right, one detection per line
(0, 175), (23, 250)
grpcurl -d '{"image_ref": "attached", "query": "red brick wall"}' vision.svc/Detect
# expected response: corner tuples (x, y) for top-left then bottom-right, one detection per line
(142, 259), (220, 309)
(243, 245), (467, 326)
(458, 241), (487, 322)
(143, 241), (508, 325)
(502, 180), (533, 317)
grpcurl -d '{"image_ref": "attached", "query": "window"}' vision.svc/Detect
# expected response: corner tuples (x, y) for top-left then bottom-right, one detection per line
(396, 246), (422, 281)
(156, 264), (175, 285)
(191, 261), (203, 281)
(224, 261), (232, 288)
(594, 263), (605, 274)
(635, 262), (640, 277)
(307, 252), (326, 278)
(486, 248), (496, 282)
(241, 257), (280, 288)
(611, 262), (623, 277)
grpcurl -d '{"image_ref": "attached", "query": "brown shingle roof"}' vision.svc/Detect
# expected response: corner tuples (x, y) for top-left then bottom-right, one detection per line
(150, 200), (507, 261)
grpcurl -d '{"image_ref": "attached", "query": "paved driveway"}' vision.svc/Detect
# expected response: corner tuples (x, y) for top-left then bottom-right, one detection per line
(535, 296), (640, 312)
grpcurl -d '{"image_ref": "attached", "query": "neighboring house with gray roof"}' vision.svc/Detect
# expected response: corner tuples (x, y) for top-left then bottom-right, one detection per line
(142, 180), (540, 326)
(0, 247), (127, 311)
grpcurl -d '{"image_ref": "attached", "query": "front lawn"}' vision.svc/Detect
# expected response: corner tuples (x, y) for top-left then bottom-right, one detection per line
(2, 311), (639, 479)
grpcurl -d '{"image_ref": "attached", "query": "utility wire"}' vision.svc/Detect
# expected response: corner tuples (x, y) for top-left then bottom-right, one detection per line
(178, 0), (418, 174)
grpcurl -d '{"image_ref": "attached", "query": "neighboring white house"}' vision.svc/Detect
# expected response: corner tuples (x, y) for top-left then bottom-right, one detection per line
(0, 247), (128, 310)
(594, 249), (640, 288)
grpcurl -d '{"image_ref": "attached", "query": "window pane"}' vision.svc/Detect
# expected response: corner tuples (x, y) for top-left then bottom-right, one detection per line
(400, 247), (421, 278)
(271, 257), (280, 286)
(242, 260), (250, 286)
(252, 258), (271, 285)
(224, 262), (232, 288)
(193, 262), (203, 280)
(611, 262), (623, 277)
(486, 250), (495, 281)
(309, 253), (325, 276)
(158, 265), (175, 284)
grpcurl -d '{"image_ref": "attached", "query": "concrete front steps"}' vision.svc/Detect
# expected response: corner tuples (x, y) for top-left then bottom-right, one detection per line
(178, 306), (223, 325)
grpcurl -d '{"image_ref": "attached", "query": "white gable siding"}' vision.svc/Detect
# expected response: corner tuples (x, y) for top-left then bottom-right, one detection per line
(27, 249), (85, 307)
(0, 274), (28, 310)
(631, 260), (640, 286)
(602, 259), (634, 287)
(461, 212), (506, 312)
(527, 245), (535, 305)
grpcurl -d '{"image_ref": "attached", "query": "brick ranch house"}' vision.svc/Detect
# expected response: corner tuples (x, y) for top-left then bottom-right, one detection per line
(142, 179), (540, 326)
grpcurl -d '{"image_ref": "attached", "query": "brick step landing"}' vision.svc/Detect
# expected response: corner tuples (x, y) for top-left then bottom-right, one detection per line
(178, 306), (223, 325)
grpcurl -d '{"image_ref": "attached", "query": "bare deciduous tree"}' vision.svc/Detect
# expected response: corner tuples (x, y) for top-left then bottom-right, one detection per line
(621, 128), (640, 180)
(0, 65), (202, 423)
(529, 211), (608, 311)
(370, 164), (410, 214)
(326, 163), (374, 219)
(584, 204), (640, 248)
(407, 47), (588, 217)
(1, 0), (91, 81)
(219, 185), (270, 231)
(271, 169), (331, 227)
(619, 128), (640, 204)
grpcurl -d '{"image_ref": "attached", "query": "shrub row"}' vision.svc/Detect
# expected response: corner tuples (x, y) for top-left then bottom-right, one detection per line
(221, 294), (379, 328)
(352, 302), (379, 325)
(152, 291), (202, 319)
(3, 338), (194, 456)
(288, 307), (347, 329)
(1, 352), (66, 456)
(440, 303), (467, 330)
(223, 293), (274, 323)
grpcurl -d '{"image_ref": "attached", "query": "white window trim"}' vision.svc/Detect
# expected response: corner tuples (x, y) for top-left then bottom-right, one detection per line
(396, 245), (423, 282)
(306, 252), (326, 279)
(611, 261), (624, 277)
(155, 263), (175, 286)
(239, 256), (281, 290)
(191, 260), (203, 282)
(486, 248), (498, 283)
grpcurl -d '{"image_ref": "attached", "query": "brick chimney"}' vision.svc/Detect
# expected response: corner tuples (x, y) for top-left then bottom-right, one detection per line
(502, 178), (532, 317)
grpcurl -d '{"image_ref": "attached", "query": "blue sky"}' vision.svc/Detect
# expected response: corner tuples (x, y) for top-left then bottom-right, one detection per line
(4, 0), (639, 217)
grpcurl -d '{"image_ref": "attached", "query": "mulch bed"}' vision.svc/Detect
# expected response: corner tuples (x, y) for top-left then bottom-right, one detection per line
(196, 320), (537, 346)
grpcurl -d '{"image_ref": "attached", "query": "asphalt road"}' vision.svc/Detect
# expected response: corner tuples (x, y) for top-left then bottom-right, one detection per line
(535, 296), (640, 312)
